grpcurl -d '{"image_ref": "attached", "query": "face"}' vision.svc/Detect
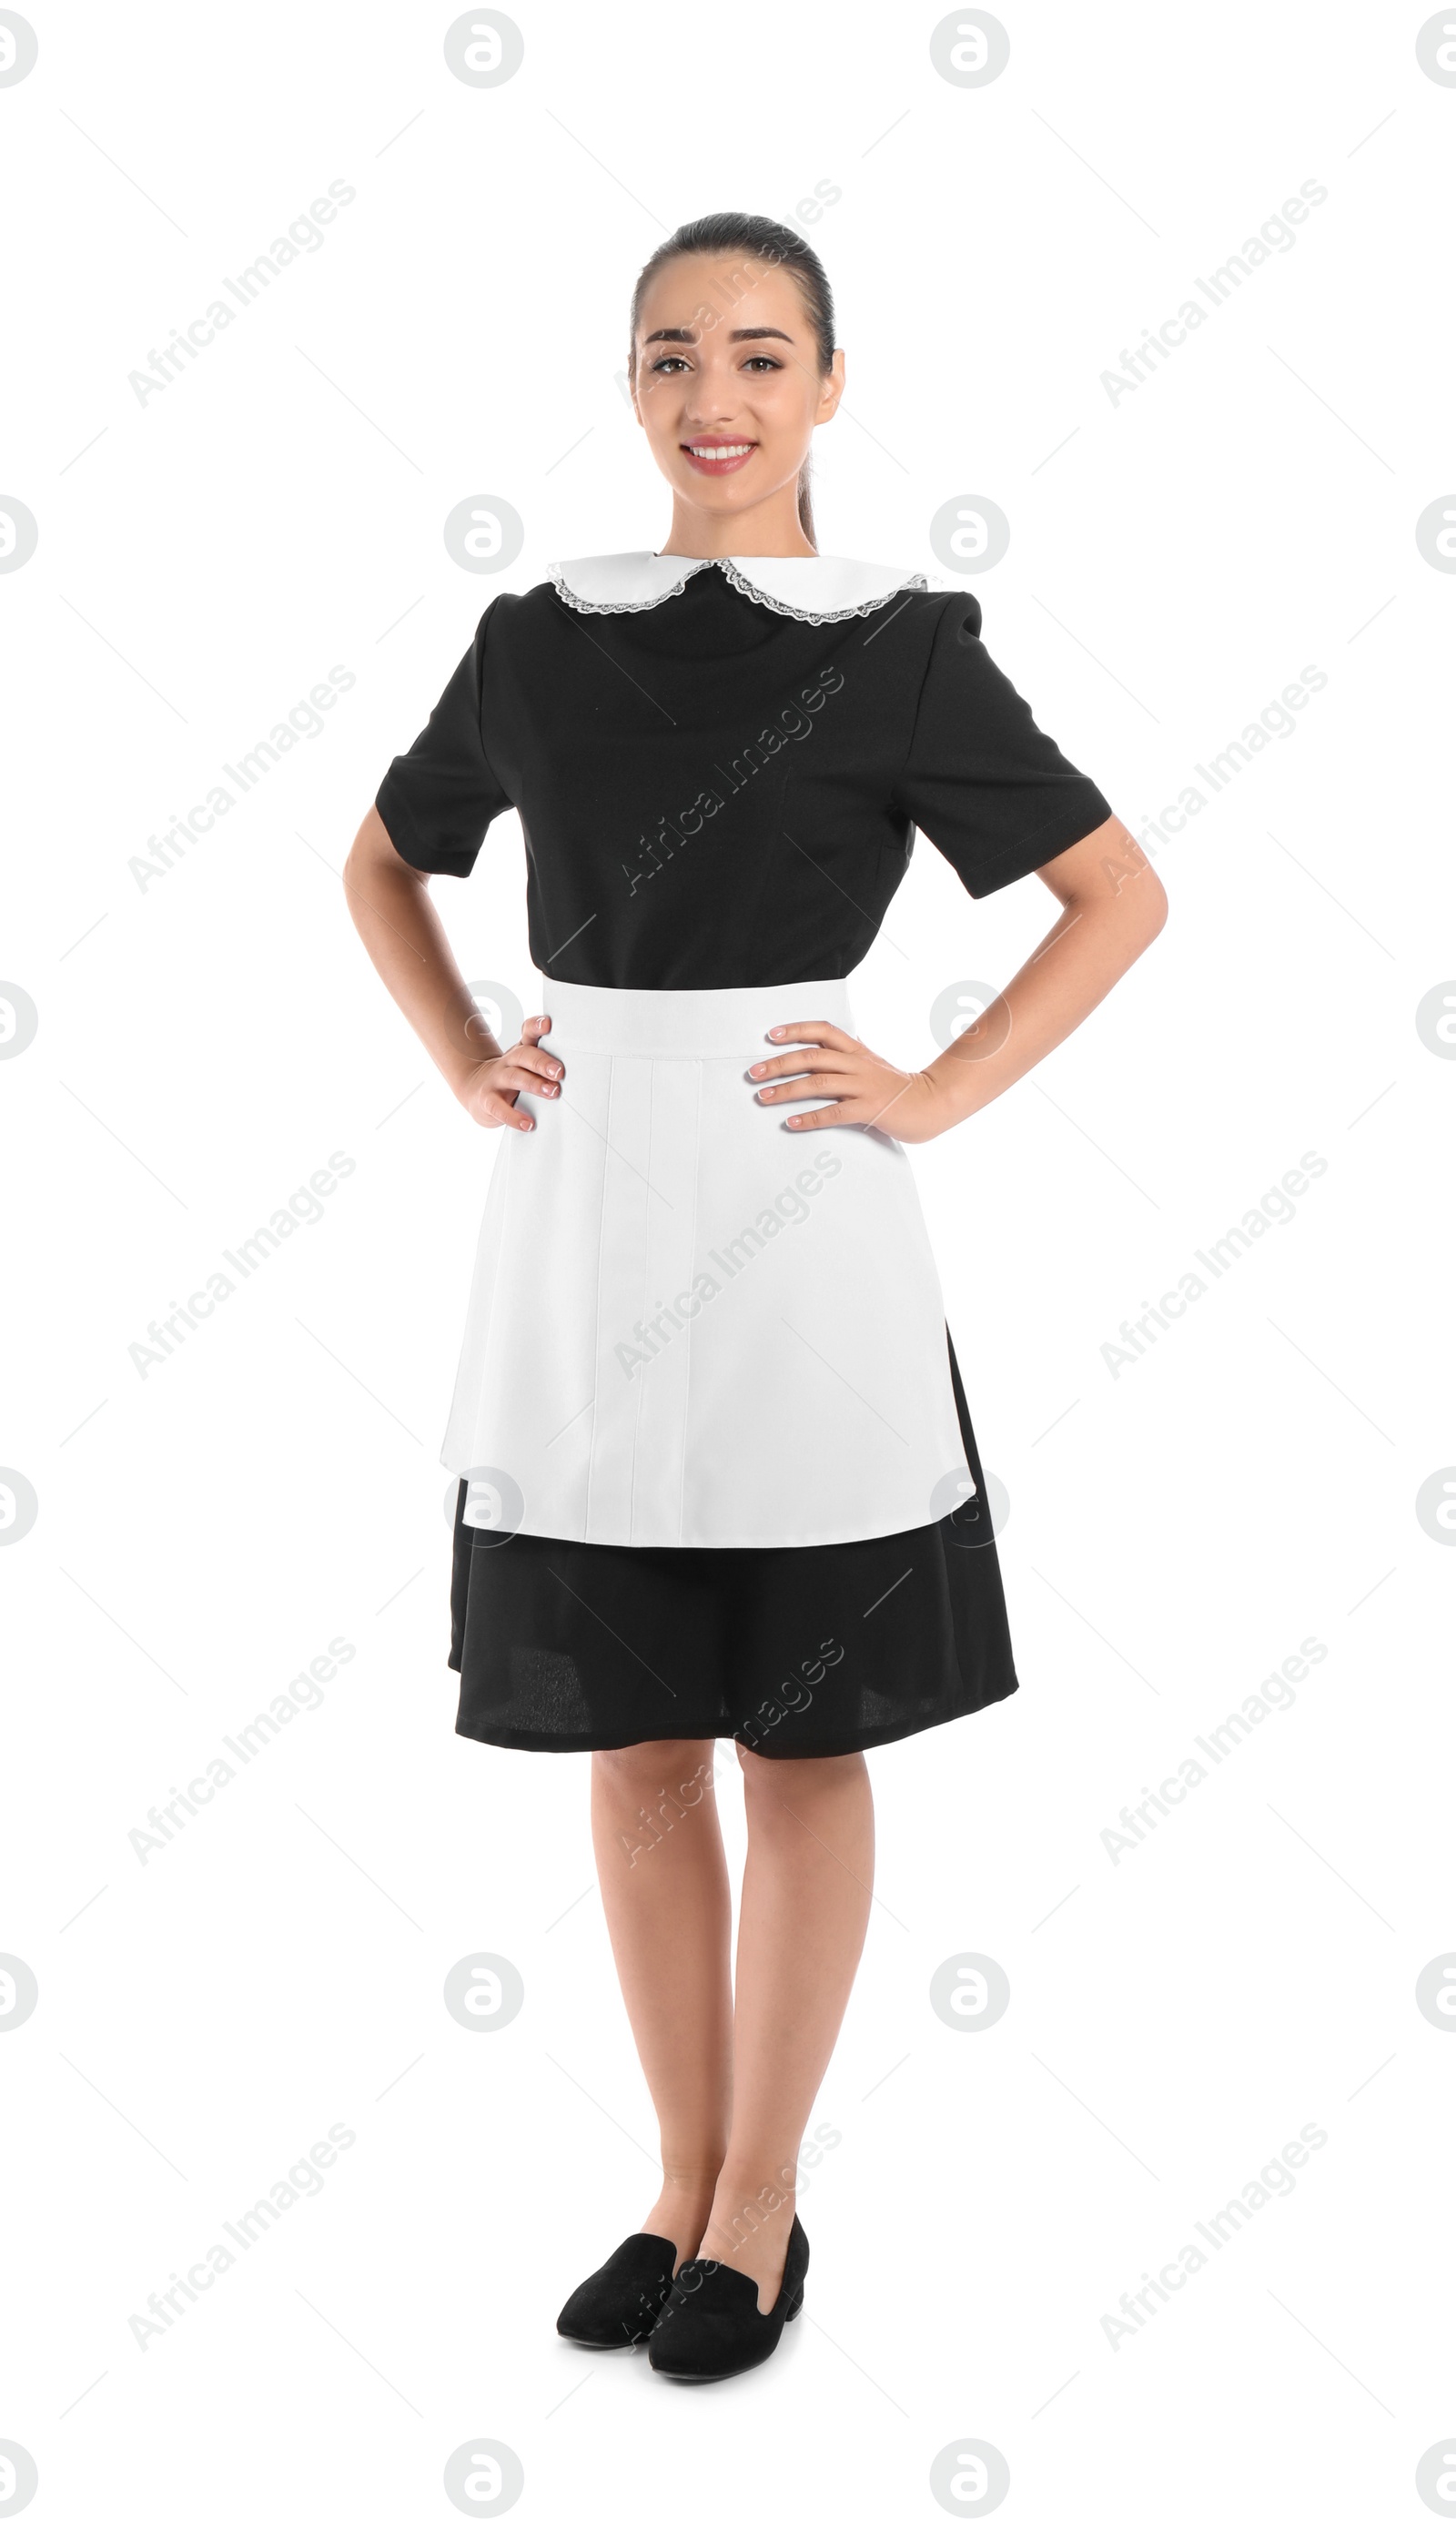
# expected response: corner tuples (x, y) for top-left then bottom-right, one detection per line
(632, 253), (844, 522)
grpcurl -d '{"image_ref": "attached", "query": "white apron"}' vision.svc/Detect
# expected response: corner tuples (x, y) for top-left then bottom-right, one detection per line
(445, 976), (973, 1549)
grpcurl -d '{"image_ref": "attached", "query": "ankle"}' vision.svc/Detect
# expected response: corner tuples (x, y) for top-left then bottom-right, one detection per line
(703, 2170), (797, 2261)
(643, 2166), (723, 2257)
(657, 2165), (723, 2202)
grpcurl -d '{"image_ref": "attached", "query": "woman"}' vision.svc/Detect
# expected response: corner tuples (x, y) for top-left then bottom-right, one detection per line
(345, 212), (1166, 2383)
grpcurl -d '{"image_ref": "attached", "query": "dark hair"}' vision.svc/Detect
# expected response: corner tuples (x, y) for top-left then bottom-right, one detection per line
(628, 212), (836, 550)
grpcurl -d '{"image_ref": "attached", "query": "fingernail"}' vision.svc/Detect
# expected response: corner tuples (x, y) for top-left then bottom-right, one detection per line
(749, 1063), (764, 1077)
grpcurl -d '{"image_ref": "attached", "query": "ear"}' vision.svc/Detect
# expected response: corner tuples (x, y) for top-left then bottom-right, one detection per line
(814, 347), (845, 427)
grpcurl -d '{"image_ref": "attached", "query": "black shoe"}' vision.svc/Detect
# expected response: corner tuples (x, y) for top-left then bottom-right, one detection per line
(556, 2231), (680, 2348)
(647, 2217), (809, 2382)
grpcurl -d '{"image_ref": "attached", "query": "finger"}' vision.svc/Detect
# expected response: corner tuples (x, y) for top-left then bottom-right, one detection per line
(475, 1092), (536, 1131)
(494, 1063), (561, 1098)
(748, 1047), (857, 1081)
(755, 1070), (850, 1102)
(782, 1101), (851, 1131)
(520, 1014), (552, 1041)
(511, 1043), (565, 1083)
(762, 1019), (857, 1053)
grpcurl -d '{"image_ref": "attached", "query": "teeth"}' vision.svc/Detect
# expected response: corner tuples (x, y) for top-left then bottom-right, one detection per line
(688, 442), (753, 460)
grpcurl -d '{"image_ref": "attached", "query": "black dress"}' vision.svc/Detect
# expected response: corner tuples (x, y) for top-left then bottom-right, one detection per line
(376, 559), (1112, 1757)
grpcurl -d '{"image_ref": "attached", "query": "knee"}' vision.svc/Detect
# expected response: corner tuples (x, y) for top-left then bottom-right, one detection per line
(595, 1739), (720, 1867)
(594, 1737), (717, 1798)
(737, 1744), (865, 1813)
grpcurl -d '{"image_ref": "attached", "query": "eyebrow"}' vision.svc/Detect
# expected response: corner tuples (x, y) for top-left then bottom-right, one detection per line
(642, 326), (794, 346)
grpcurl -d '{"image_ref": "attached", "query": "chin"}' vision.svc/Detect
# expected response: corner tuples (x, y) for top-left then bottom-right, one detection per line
(674, 469), (768, 504)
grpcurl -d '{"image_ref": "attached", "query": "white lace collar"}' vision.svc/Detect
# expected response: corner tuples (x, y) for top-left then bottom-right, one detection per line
(548, 551), (927, 624)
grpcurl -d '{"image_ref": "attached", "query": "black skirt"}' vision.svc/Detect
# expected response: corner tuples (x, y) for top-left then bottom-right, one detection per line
(448, 1331), (1019, 1758)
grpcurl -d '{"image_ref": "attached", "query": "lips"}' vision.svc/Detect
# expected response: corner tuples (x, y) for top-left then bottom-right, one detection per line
(681, 440), (757, 477)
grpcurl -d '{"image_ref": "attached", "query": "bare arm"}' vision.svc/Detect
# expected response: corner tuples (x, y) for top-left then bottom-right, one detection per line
(341, 804), (561, 1131)
(747, 813), (1168, 1139)
(921, 811), (1168, 1124)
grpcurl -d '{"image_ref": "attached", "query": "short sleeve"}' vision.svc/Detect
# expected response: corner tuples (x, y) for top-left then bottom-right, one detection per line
(375, 602), (513, 878)
(893, 594), (1113, 897)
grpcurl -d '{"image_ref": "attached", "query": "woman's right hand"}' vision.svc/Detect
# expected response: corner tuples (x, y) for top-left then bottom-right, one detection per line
(340, 811), (566, 1130)
(459, 1014), (563, 1131)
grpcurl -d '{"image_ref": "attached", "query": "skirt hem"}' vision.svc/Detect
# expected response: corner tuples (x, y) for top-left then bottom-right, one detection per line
(448, 1673), (1019, 1759)
(445, 1324), (1020, 1758)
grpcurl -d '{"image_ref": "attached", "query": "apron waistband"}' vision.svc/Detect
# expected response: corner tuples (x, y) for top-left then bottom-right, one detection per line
(534, 975), (854, 1059)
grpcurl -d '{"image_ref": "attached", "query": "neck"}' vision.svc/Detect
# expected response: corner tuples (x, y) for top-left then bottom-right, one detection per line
(658, 481), (815, 561)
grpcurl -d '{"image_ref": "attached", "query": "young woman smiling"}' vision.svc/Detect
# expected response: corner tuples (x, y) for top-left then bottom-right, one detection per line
(346, 211), (1166, 2383)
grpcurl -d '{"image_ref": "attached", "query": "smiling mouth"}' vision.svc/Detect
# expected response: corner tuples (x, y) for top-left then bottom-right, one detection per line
(681, 440), (757, 473)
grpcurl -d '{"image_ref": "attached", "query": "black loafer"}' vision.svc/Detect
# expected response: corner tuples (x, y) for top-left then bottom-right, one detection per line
(556, 2231), (679, 2347)
(647, 2217), (809, 2382)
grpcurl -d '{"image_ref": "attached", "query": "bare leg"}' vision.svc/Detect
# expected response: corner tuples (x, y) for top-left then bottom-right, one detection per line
(700, 1745), (875, 2311)
(590, 1737), (733, 2269)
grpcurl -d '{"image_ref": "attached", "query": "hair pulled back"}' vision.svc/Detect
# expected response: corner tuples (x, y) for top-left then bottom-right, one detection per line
(628, 212), (835, 548)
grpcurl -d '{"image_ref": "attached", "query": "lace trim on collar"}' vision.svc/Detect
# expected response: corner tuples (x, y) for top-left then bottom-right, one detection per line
(548, 552), (928, 625)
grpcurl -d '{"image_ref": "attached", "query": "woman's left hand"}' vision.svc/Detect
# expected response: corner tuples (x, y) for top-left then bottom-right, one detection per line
(748, 1020), (953, 1143)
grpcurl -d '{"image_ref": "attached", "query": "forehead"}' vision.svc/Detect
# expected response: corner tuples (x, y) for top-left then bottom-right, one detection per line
(635, 253), (808, 337)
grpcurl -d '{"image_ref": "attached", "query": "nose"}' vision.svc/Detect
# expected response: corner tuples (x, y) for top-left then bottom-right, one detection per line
(682, 394), (741, 430)
(680, 353), (743, 430)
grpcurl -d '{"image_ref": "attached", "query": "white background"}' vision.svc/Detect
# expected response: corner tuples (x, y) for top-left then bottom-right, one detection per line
(3, 2), (1453, 2522)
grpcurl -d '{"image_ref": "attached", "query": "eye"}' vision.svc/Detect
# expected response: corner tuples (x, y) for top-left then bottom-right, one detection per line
(743, 355), (783, 370)
(649, 354), (691, 374)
